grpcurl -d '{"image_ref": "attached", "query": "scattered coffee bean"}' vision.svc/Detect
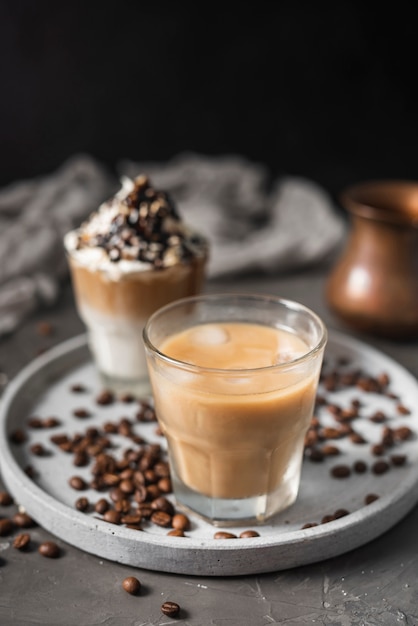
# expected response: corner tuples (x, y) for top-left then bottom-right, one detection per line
(13, 512), (36, 528)
(24, 465), (37, 479)
(119, 393), (135, 403)
(301, 522), (318, 529)
(371, 443), (385, 456)
(350, 432), (367, 444)
(334, 508), (349, 519)
(305, 448), (324, 462)
(73, 451), (89, 467)
(69, 476), (88, 491)
(50, 433), (70, 446)
(391, 454), (407, 466)
(321, 444), (340, 456)
(370, 411), (387, 423)
(161, 601), (180, 617)
(103, 510), (122, 525)
(13, 533), (31, 550)
(96, 390), (114, 405)
(95, 498), (110, 514)
(331, 465), (351, 479)
(372, 460), (390, 475)
(151, 496), (175, 516)
(43, 417), (61, 428)
(394, 426), (412, 441)
(27, 417), (44, 429)
(0, 491), (13, 506)
(75, 497), (90, 512)
(10, 429), (26, 444)
(381, 427), (395, 447)
(38, 541), (60, 558)
(0, 518), (14, 536)
(70, 383), (87, 393)
(365, 493), (379, 505)
(167, 529), (185, 537)
(377, 372), (390, 387)
(397, 404), (411, 415)
(150, 510), (172, 528)
(73, 408), (91, 418)
(214, 531), (237, 539)
(157, 477), (172, 493)
(30, 443), (49, 456)
(120, 514), (142, 526)
(239, 530), (260, 538)
(122, 576), (141, 595)
(114, 499), (131, 515)
(171, 514), (190, 531)
(319, 426), (344, 440)
(353, 460), (368, 473)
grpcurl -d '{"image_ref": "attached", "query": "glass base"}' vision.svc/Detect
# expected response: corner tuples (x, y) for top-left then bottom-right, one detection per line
(171, 472), (299, 527)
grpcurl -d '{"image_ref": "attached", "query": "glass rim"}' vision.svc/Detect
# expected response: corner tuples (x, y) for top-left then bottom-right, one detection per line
(143, 292), (328, 375)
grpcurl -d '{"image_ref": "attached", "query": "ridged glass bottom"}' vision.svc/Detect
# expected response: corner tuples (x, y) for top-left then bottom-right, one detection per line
(171, 464), (302, 527)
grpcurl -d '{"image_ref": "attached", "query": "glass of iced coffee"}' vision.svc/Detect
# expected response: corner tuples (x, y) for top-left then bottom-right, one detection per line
(64, 175), (209, 395)
(143, 293), (327, 525)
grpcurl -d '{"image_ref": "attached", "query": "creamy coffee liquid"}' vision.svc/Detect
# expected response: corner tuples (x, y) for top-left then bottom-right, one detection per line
(150, 322), (318, 500)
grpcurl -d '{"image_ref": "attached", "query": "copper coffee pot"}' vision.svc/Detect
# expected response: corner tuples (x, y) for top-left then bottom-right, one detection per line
(325, 180), (418, 340)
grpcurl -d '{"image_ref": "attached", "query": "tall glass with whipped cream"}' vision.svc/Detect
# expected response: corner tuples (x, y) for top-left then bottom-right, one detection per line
(64, 174), (209, 394)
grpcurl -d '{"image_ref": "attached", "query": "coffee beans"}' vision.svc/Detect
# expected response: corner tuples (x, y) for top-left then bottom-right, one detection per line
(75, 497), (90, 512)
(69, 476), (88, 491)
(73, 407), (91, 418)
(11, 354), (415, 587)
(13, 512), (36, 528)
(331, 465), (351, 479)
(38, 541), (60, 558)
(299, 356), (416, 529)
(167, 529), (185, 537)
(0, 518), (14, 536)
(103, 510), (122, 525)
(372, 460), (390, 475)
(0, 491), (13, 506)
(171, 514), (190, 531)
(122, 576), (141, 595)
(96, 390), (114, 406)
(13, 533), (31, 550)
(161, 601), (180, 617)
(239, 530), (260, 538)
(150, 510), (172, 528)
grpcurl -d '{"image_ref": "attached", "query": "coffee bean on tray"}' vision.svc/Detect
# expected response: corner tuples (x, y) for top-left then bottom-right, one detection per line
(331, 465), (351, 478)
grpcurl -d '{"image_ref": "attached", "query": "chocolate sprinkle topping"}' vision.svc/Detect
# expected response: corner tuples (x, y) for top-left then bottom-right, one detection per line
(76, 174), (206, 268)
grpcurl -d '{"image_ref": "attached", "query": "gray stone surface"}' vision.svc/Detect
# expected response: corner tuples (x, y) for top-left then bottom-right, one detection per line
(1, 269), (417, 626)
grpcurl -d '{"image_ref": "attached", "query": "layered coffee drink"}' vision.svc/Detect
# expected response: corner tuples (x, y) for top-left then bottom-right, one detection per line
(64, 175), (209, 391)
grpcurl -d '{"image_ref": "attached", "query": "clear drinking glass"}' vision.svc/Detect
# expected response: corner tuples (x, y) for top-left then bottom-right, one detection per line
(64, 245), (208, 396)
(143, 293), (327, 526)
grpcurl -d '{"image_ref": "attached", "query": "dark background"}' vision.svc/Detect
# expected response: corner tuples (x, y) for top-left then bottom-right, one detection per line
(1, 1), (417, 202)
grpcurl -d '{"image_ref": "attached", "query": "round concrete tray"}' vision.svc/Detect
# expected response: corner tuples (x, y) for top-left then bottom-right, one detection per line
(0, 331), (418, 576)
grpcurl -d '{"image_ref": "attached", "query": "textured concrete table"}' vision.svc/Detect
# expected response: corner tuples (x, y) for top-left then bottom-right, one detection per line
(1, 267), (417, 626)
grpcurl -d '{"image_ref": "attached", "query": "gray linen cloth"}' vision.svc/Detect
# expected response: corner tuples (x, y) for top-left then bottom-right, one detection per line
(0, 152), (345, 336)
